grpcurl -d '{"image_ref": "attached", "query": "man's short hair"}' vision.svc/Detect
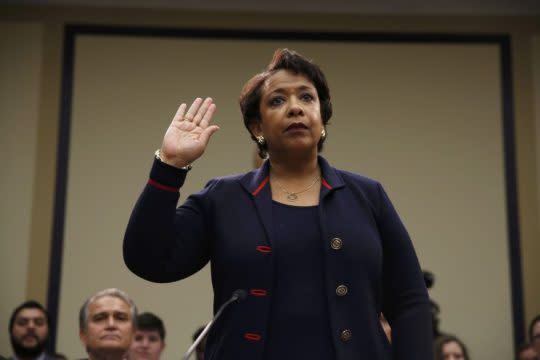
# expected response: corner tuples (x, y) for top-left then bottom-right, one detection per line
(9, 300), (49, 333)
(136, 312), (166, 340)
(79, 288), (138, 331)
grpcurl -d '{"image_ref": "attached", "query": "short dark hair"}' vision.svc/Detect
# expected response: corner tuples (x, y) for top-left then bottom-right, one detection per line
(528, 314), (540, 343)
(9, 300), (49, 333)
(239, 48), (333, 159)
(434, 334), (470, 360)
(136, 312), (166, 340)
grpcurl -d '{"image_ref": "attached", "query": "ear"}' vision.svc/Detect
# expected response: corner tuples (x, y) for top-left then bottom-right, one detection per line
(79, 329), (87, 344)
(248, 121), (262, 138)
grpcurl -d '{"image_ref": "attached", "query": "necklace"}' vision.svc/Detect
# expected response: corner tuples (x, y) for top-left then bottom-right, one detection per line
(273, 175), (321, 201)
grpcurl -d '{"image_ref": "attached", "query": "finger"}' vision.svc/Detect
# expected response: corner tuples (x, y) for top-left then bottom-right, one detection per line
(184, 98), (203, 122)
(192, 97), (213, 126)
(172, 103), (187, 123)
(199, 103), (217, 128)
(199, 125), (220, 145)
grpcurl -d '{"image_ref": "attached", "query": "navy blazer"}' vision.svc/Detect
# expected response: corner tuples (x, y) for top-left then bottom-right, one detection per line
(123, 156), (432, 360)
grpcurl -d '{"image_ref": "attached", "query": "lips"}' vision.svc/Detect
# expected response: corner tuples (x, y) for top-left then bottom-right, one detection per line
(285, 122), (308, 132)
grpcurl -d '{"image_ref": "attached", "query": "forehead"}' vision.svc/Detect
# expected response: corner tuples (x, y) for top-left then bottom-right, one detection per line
(533, 321), (540, 334)
(135, 329), (161, 338)
(16, 308), (46, 320)
(443, 341), (463, 352)
(89, 295), (130, 314)
(262, 70), (315, 94)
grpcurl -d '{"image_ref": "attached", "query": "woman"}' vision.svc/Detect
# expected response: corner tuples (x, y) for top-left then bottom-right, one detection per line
(434, 335), (470, 360)
(123, 48), (432, 359)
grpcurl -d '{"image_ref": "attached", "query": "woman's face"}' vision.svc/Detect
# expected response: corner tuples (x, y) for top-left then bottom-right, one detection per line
(442, 341), (465, 360)
(251, 69), (323, 157)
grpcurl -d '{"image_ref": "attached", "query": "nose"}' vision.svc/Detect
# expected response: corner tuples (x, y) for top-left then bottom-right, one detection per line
(26, 320), (36, 329)
(287, 97), (304, 117)
(106, 316), (117, 328)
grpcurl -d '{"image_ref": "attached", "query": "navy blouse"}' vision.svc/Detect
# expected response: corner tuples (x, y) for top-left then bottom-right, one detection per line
(265, 201), (335, 359)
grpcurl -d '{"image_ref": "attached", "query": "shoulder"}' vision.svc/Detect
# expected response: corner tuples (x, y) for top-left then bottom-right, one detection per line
(337, 168), (381, 189)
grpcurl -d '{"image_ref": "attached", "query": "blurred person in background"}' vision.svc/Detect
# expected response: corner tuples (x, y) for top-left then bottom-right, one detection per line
(434, 334), (470, 360)
(79, 288), (137, 360)
(8, 300), (55, 360)
(129, 312), (166, 360)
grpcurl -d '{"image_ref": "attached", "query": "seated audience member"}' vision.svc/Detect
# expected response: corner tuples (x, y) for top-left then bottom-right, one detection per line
(8, 300), (55, 360)
(434, 334), (470, 360)
(516, 342), (538, 360)
(192, 326), (207, 360)
(79, 288), (137, 360)
(530, 315), (540, 356)
(129, 312), (166, 360)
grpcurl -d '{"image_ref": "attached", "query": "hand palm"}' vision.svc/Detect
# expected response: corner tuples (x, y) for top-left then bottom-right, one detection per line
(160, 97), (219, 168)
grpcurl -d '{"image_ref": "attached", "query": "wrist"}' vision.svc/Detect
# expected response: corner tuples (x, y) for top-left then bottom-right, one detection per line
(155, 149), (192, 171)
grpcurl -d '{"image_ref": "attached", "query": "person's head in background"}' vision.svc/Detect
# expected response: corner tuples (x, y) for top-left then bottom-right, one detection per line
(129, 312), (166, 360)
(192, 326), (207, 360)
(9, 300), (50, 360)
(516, 342), (538, 360)
(434, 334), (470, 360)
(529, 314), (540, 356)
(79, 288), (137, 360)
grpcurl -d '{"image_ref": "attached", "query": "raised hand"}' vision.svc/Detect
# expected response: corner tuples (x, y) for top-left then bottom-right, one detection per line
(159, 97), (219, 168)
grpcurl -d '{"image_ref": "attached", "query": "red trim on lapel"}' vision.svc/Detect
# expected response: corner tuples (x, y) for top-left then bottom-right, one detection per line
(251, 176), (269, 196)
(256, 246), (272, 253)
(244, 333), (262, 341)
(321, 178), (332, 189)
(250, 289), (268, 296)
(148, 179), (179, 192)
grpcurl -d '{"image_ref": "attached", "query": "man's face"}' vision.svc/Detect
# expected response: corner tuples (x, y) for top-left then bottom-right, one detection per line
(10, 308), (49, 358)
(129, 329), (165, 360)
(518, 346), (538, 360)
(79, 296), (134, 359)
(532, 321), (540, 354)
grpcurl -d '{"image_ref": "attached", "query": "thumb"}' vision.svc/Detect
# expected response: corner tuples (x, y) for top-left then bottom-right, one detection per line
(199, 125), (220, 145)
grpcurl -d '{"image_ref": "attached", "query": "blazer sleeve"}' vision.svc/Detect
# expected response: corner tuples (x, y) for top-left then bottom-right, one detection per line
(375, 183), (433, 359)
(123, 158), (214, 283)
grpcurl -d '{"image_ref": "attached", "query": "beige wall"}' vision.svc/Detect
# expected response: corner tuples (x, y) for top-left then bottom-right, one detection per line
(0, 22), (43, 354)
(1, 4), (539, 359)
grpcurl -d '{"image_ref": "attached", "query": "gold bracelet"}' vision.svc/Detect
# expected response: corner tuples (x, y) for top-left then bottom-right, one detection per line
(154, 149), (192, 171)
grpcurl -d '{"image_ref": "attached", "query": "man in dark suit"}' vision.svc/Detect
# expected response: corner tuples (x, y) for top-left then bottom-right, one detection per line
(8, 300), (55, 360)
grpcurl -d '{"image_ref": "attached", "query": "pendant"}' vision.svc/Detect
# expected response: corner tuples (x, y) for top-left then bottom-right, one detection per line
(287, 193), (298, 201)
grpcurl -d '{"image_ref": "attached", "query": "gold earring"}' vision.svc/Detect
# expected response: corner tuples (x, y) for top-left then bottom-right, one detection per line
(321, 128), (326, 140)
(256, 135), (266, 145)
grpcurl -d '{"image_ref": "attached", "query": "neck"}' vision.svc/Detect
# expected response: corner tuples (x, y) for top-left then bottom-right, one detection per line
(268, 151), (319, 180)
(88, 350), (127, 360)
(17, 353), (43, 360)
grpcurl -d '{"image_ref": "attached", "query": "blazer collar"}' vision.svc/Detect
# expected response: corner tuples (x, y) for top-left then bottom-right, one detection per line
(239, 155), (345, 197)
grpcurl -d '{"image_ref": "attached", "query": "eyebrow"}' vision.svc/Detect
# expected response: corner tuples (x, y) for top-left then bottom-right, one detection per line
(268, 84), (315, 93)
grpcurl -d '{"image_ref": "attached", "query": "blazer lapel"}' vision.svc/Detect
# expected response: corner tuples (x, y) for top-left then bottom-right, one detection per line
(239, 160), (274, 246)
(318, 156), (345, 199)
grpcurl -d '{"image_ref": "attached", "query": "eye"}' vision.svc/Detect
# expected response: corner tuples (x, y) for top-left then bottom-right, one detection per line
(269, 96), (285, 107)
(300, 92), (314, 102)
(93, 313), (106, 322)
(115, 312), (129, 321)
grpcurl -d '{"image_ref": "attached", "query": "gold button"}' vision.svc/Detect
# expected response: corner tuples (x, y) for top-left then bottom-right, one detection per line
(336, 284), (348, 296)
(340, 329), (352, 341)
(331, 238), (343, 250)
